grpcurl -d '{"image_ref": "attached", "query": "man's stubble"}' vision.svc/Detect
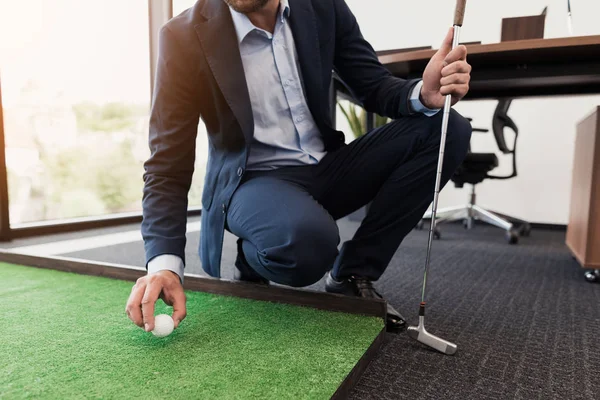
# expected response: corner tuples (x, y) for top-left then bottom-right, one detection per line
(224, 0), (271, 14)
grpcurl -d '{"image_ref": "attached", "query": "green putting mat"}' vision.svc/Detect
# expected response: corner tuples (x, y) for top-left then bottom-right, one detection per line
(0, 263), (383, 399)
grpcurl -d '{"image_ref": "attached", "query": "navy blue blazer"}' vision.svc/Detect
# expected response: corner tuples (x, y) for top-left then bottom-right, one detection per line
(142, 0), (421, 278)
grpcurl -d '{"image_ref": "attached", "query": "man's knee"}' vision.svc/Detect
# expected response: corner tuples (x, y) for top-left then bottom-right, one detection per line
(254, 217), (339, 287)
(447, 109), (472, 152)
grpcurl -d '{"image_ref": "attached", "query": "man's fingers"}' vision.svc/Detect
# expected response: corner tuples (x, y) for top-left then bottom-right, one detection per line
(443, 45), (467, 66)
(159, 291), (172, 306)
(127, 271), (185, 333)
(440, 73), (470, 87)
(141, 280), (162, 332)
(170, 290), (187, 329)
(125, 281), (146, 328)
(441, 60), (471, 77)
(440, 83), (469, 98)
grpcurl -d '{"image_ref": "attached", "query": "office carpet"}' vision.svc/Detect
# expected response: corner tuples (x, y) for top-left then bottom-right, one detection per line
(60, 220), (600, 399)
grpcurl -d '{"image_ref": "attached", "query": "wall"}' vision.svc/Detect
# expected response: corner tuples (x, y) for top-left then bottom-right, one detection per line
(339, 0), (600, 224)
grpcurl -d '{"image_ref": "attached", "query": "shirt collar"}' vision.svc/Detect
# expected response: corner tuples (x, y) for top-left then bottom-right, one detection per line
(229, 0), (290, 43)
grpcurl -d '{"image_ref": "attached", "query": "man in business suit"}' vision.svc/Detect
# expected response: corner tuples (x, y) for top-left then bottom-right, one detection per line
(126, 0), (472, 332)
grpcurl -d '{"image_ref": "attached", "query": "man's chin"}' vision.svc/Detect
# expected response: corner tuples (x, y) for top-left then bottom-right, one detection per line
(224, 0), (270, 14)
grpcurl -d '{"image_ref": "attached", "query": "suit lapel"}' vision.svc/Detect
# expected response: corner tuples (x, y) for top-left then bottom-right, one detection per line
(194, 0), (254, 144)
(288, 0), (325, 124)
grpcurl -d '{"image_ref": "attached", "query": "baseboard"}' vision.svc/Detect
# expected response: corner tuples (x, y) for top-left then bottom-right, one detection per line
(420, 218), (567, 232)
(529, 223), (567, 232)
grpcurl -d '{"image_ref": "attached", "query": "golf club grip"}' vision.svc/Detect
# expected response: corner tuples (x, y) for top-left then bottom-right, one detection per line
(454, 0), (467, 26)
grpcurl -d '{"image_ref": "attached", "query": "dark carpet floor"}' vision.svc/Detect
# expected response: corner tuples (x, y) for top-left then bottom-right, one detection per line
(61, 218), (600, 399)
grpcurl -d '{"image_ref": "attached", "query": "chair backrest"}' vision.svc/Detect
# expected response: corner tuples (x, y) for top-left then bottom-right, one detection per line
(492, 99), (518, 154)
(486, 99), (519, 180)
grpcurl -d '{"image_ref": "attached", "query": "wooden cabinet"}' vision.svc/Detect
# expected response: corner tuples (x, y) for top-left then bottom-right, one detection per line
(566, 107), (600, 269)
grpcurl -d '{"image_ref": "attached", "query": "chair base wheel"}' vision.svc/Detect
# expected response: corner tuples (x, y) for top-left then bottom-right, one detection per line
(506, 229), (519, 244)
(584, 270), (600, 283)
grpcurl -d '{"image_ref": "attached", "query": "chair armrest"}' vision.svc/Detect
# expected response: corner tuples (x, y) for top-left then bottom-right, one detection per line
(465, 117), (489, 133)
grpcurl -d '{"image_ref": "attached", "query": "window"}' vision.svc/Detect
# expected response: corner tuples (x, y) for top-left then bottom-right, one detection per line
(0, 0), (151, 224)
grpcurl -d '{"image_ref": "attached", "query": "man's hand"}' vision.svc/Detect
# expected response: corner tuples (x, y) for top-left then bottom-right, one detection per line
(420, 27), (471, 109)
(125, 270), (186, 332)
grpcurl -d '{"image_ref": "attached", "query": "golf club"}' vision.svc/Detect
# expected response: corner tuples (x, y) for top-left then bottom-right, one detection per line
(407, 0), (468, 356)
(567, 0), (574, 36)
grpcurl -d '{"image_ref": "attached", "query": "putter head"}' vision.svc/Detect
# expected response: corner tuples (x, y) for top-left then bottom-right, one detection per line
(407, 325), (420, 340)
(407, 325), (457, 356)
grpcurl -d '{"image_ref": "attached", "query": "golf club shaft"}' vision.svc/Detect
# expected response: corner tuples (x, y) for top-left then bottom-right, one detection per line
(420, 24), (463, 304)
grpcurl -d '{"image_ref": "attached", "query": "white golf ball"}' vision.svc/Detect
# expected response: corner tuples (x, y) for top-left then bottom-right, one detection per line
(151, 314), (174, 338)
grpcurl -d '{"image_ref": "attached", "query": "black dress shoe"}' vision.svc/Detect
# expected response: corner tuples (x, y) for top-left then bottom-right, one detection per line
(325, 271), (406, 331)
(234, 239), (269, 285)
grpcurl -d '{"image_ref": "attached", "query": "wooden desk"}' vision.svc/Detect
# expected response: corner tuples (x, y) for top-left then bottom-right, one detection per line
(378, 35), (600, 99)
(566, 107), (600, 270)
(336, 36), (600, 275)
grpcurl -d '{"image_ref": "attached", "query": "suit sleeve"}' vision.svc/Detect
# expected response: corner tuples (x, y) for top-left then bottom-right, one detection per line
(332, 0), (421, 118)
(141, 25), (201, 268)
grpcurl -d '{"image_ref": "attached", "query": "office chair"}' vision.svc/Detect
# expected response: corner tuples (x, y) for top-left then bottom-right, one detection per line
(419, 99), (531, 244)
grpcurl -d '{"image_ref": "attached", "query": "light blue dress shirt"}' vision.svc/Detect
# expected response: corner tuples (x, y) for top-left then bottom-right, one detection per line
(148, 0), (439, 280)
(231, 0), (326, 171)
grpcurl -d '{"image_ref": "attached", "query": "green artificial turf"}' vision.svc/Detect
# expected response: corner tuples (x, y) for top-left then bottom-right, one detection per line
(0, 263), (383, 399)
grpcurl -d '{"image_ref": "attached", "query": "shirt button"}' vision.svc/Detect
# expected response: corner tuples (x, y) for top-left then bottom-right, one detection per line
(222, 204), (227, 214)
(237, 167), (244, 177)
(295, 115), (304, 123)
